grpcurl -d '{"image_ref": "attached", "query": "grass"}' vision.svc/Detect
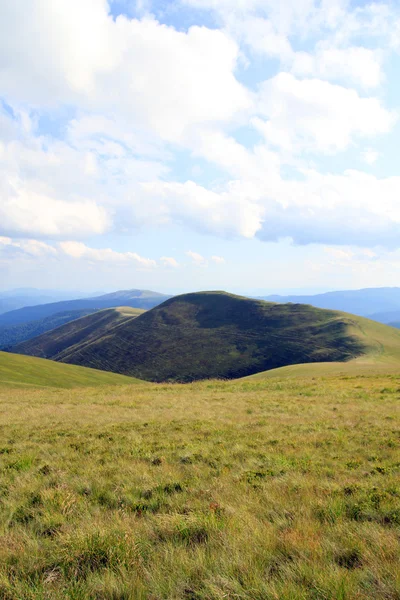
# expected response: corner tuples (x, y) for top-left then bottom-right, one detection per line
(0, 351), (139, 388)
(0, 362), (399, 598)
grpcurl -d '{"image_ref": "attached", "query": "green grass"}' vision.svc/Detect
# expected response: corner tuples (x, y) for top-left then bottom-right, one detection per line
(0, 363), (399, 598)
(0, 351), (139, 389)
(13, 292), (386, 382)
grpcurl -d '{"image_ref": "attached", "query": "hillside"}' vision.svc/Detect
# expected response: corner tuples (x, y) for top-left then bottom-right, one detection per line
(13, 291), (382, 382)
(261, 286), (400, 319)
(0, 288), (169, 328)
(0, 309), (98, 349)
(1, 360), (399, 598)
(12, 307), (145, 360)
(0, 351), (138, 389)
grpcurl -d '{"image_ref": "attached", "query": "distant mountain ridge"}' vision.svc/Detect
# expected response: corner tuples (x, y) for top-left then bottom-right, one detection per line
(0, 288), (84, 316)
(0, 289), (170, 329)
(260, 287), (400, 323)
(0, 309), (98, 350)
(13, 291), (372, 382)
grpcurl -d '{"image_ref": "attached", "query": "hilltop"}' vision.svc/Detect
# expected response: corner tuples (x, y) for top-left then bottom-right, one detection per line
(0, 289), (169, 329)
(11, 291), (390, 382)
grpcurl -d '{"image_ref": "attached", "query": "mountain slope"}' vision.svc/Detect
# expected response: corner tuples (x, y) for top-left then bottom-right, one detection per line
(260, 287), (400, 319)
(0, 309), (99, 349)
(0, 289), (169, 328)
(12, 307), (145, 360)
(0, 351), (138, 389)
(13, 291), (381, 382)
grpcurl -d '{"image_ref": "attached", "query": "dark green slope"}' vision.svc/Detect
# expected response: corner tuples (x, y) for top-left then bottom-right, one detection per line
(16, 292), (368, 382)
(12, 307), (144, 360)
(0, 309), (98, 349)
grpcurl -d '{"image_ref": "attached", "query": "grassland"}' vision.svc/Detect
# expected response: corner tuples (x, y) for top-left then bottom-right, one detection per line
(0, 351), (138, 389)
(0, 359), (399, 599)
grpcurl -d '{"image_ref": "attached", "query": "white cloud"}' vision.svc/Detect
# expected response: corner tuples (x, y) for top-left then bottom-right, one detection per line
(0, 3), (251, 143)
(138, 180), (265, 239)
(0, 236), (58, 260)
(291, 46), (383, 89)
(186, 251), (206, 266)
(362, 148), (380, 165)
(161, 256), (179, 268)
(0, 182), (109, 239)
(255, 73), (395, 154)
(60, 241), (156, 268)
(211, 255), (225, 264)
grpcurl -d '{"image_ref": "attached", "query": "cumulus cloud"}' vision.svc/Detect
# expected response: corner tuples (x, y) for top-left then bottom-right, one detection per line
(255, 73), (395, 154)
(211, 256), (225, 264)
(139, 181), (264, 239)
(161, 256), (179, 268)
(0, 183), (109, 239)
(291, 46), (383, 88)
(186, 251), (206, 266)
(0, 2), (250, 143)
(60, 241), (156, 268)
(0, 236), (58, 260)
(1, 0), (400, 263)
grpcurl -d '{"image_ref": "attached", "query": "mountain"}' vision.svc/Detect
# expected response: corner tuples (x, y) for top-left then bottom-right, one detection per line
(369, 310), (400, 324)
(12, 307), (145, 360)
(0, 350), (137, 389)
(0, 289), (169, 329)
(260, 287), (400, 319)
(0, 309), (99, 349)
(13, 291), (396, 383)
(0, 288), (85, 315)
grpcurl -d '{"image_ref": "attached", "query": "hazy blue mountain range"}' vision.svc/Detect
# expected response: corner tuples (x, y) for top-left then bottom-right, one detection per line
(0, 309), (98, 349)
(0, 289), (170, 329)
(0, 288), (87, 316)
(260, 287), (400, 324)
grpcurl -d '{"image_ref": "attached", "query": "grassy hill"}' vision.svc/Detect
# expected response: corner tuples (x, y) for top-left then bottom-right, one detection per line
(12, 307), (145, 360)
(0, 351), (138, 389)
(11, 291), (387, 382)
(0, 288), (169, 328)
(0, 308), (99, 349)
(0, 362), (399, 598)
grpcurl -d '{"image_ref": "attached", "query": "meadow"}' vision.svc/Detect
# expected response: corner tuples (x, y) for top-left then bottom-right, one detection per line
(0, 365), (399, 599)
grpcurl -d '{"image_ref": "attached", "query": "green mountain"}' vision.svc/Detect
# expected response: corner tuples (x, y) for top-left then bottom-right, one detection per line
(11, 307), (145, 361)
(12, 291), (396, 383)
(0, 309), (98, 349)
(0, 351), (138, 389)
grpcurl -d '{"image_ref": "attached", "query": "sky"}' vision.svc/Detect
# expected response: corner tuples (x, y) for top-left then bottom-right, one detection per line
(1, 0), (400, 295)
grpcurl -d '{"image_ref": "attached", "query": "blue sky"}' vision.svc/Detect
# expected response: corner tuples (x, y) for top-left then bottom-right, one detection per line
(1, 0), (400, 294)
